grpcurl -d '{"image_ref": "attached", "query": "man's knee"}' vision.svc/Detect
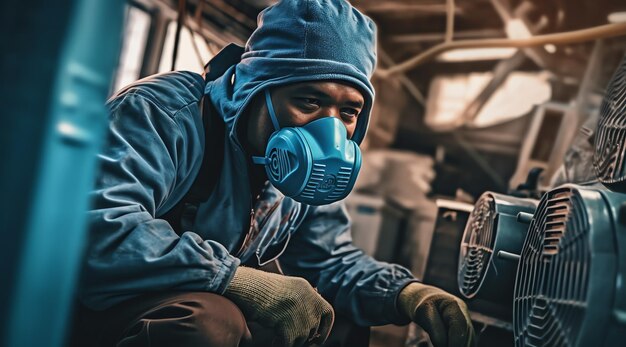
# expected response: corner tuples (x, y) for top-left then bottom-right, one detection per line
(183, 292), (251, 345)
(119, 292), (250, 347)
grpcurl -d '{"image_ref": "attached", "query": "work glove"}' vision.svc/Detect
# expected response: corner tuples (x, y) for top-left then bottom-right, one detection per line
(224, 266), (335, 347)
(398, 282), (475, 347)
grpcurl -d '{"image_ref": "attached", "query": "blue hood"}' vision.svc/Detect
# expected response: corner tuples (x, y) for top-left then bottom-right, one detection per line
(205, 0), (377, 146)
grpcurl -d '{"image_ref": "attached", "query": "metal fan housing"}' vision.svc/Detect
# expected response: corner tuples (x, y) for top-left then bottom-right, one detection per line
(513, 184), (626, 347)
(458, 192), (538, 308)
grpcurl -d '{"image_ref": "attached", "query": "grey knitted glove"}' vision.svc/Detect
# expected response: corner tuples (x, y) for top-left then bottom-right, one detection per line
(224, 266), (335, 347)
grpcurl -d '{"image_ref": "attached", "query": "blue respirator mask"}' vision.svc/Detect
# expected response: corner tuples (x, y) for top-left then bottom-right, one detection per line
(252, 89), (362, 205)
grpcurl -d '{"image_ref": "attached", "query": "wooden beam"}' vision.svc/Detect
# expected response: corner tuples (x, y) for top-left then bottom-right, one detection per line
(357, 3), (462, 15)
(389, 29), (505, 43)
(206, 0), (257, 30)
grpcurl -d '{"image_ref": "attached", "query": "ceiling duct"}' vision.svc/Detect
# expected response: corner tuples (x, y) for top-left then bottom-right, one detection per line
(594, 55), (626, 191)
(457, 192), (538, 314)
(513, 185), (626, 347)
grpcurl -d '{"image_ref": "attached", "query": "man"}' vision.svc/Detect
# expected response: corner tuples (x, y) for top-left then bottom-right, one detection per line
(72, 0), (475, 346)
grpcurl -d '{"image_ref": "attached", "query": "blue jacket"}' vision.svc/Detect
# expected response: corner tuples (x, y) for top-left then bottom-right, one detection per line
(80, 0), (417, 326)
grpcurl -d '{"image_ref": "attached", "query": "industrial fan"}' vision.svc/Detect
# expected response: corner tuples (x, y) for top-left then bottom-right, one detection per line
(594, 54), (626, 191)
(457, 192), (537, 312)
(513, 184), (626, 347)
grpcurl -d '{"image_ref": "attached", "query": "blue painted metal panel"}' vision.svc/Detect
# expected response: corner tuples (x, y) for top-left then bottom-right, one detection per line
(3, 1), (124, 346)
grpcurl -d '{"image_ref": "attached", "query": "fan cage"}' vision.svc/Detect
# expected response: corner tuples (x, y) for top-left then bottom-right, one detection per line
(594, 55), (626, 188)
(458, 193), (496, 298)
(513, 187), (590, 347)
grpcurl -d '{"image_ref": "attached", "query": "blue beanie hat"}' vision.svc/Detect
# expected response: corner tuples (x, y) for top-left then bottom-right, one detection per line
(208, 0), (377, 145)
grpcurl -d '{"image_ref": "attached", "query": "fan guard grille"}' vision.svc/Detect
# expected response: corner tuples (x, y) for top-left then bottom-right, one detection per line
(458, 193), (496, 297)
(514, 187), (590, 347)
(594, 55), (626, 187)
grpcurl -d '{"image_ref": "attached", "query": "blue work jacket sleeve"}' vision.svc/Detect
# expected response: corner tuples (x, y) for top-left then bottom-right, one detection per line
(279, 202), (418, 326)
(80, 89), (239, 310)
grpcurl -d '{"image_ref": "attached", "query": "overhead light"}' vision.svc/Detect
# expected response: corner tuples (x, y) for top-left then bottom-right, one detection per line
(543, 44), (557, 53)
(437, 47), (517, 62)
(608, 12), (626, 23)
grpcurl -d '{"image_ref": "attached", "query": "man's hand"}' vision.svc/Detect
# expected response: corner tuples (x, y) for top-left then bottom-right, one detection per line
(398, 283), (475, 347)
(224, 266), (334, 347)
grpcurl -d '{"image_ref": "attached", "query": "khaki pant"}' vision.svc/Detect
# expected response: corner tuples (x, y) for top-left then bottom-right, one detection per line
(69, 292), (256, 347)
(68, 291), (369, 347)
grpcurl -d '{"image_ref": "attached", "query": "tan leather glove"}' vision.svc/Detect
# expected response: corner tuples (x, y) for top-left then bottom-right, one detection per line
(224, 266), (334, 347)
(398, 282), (475, 347)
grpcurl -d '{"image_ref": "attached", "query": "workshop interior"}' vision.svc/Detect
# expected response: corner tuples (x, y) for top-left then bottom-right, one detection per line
(2, 0), (626, 346)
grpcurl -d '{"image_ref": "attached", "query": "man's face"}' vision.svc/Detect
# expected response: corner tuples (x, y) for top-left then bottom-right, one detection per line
(245, 80), (365, 156)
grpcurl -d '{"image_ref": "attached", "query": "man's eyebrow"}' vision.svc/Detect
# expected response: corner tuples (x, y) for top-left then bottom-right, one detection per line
(294, 85), (328, 97)
(292, 85), (364, 108)
(345, 100), (364, 108)
(292, 85), (327, 97)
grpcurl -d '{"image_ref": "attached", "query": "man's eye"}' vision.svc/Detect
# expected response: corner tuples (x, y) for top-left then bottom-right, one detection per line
(340, 108), (359, 119)
(299, 98), (320, 107)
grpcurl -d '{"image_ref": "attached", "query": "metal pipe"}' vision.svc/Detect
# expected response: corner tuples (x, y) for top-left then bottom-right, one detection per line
(517, 212), (534, 224)
(376, 22), (626, 77)
(390, 29), (505, 44)
(377, 49), (425, 105)
(497, 250), (521, 262)
(171, 0), (187, 71)
(445, 0), (455, 43)
(361, 3), (460, 15)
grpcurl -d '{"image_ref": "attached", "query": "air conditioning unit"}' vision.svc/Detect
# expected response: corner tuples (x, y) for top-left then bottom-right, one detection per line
(513, 184), (626, 347)
(457, 192), (538, 317)
(594, 54), (626, 192)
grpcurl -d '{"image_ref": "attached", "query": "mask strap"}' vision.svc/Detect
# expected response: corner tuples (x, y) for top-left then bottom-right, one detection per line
(265, 89), (281, 132)
(252, 89), (281, 165)
(252, 89), (280, 165)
